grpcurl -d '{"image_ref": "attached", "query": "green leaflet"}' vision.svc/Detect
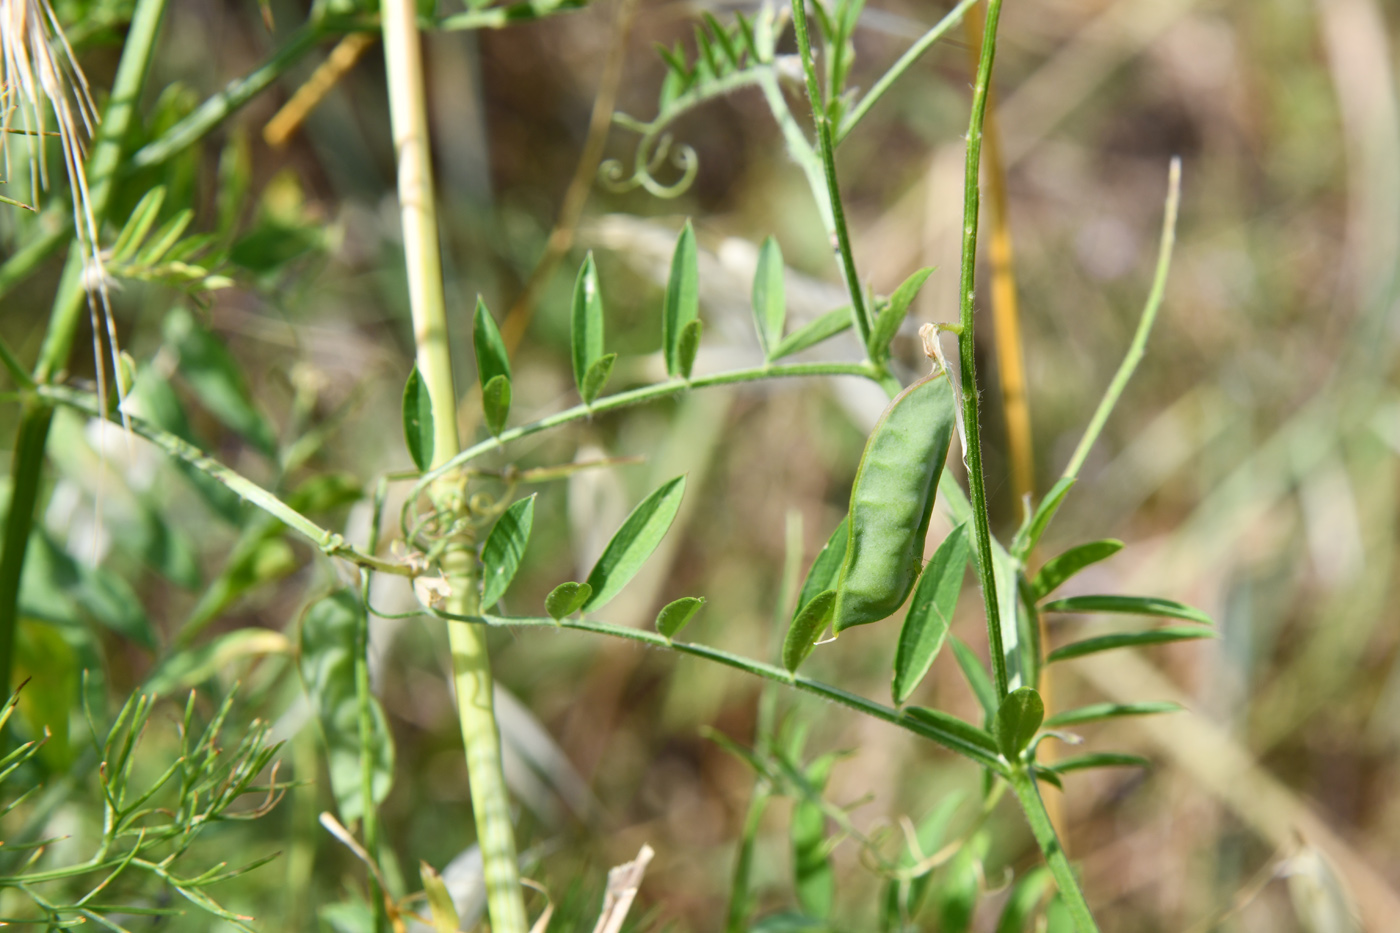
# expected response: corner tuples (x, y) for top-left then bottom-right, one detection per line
(1040, 594), (1214, 626)
(950, 635), (997, 723)
(793, 517), (848, 624)
(656, 596), (705, 639)
(1043, 701), (1181, 728)
(892, 522), (971, 705)
(1031, 539), (1123, 601)
(993, 687), (1044, 760)
(903, 707), (1002, 769)
(834, 372), (956, 632)
(769, 306), (852, 361)
(1046, 752), (1151, 774)
(481, 495), (535, 609)
(752, 235), (786, 357)
(1047, 626), (1215, 664)
(677, 318), (703, 379)
(1011, 476), (1075, 559)
(581, 353), (617, 406)
(582, 476), (687, 612)
(783, 590), (835, 673)
(571, 252), (606, 400)
(402, 365), (434, 472)
(663, 221), (699, 376)
(298, 590), (395, 824)
(481, 374), (511, 437)
(474, 297), (511, 434)
(545, 581), (592, 620)
(868, 267), (934, 363)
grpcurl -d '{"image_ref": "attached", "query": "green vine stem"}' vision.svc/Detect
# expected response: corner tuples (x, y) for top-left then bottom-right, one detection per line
(0, 0), (169, 699)
(834, 0), (980, 144)
(955, 0), (1010, 701)
(1007, 767), (1099, 932)
(1063, 158), (1182, 481)
(379, 0), (527, 928)
(788, 0), (872, 345)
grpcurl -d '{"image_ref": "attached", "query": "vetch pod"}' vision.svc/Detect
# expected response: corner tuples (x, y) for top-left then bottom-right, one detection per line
(833, 352), (956, 632)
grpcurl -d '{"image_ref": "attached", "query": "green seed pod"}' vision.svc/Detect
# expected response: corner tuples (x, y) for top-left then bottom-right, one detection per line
(833, 370), (956, 632)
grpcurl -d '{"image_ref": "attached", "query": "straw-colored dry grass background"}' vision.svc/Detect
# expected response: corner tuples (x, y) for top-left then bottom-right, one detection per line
(3, 0), (1398, 929)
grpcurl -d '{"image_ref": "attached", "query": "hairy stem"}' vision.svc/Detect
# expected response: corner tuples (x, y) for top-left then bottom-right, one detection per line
(789, 0), (872, 346)
(956, 0), (1009, 700)
(1007, 768), (1099, 932)
(380, 0), (526, 928)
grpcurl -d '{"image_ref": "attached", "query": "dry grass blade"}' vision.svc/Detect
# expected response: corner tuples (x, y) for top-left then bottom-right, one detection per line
(590, 843), (654, 933)
(1, 0), (123, 417)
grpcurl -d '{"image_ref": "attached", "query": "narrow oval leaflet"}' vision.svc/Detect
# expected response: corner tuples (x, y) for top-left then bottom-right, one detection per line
(892, 522), (971, 705)
(480, 495), (535, 609)
(792, 516), (848, 625)
(545, 582), (592, 620)
(783, 589), (835, 672)
(571, 252), (605, 398)
(582, 476), (687, 612)
(833, 370), (956, 632)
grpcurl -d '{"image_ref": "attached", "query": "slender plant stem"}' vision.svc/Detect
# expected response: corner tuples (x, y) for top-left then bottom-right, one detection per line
(0, 0), (169, 700)
(955, 0), (1008, 701)
(788, 0), (872, 347)
(1007, 768), (1099, 932)
(464, 613), (1006, 772)
(835, 0), (980, 144)
(380, 0), (526, 929)
(1063, 158), (1182, 480)
(415, 360), (874, 489)
(33, 385), (407, 575)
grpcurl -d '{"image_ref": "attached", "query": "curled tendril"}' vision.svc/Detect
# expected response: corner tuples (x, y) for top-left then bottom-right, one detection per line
(600, 126), (699, 199)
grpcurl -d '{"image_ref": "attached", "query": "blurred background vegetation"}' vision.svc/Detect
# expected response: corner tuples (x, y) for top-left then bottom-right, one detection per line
(1, 0), (1397, 929)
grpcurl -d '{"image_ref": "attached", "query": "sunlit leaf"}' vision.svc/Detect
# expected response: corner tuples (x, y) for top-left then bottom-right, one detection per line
(868, 267), (933, 363)
(794, 517), (848, 625)
(783, 590), (834, 673)
(993, 687), (1044, 760)
(769, 306), (852, 361)
(481, 374), (511, 436)
(950, 636), (997, 722)
(1047, 626), (1214, 664)
(1041, 594), (1213, 626)
(474, 297), (511, 431)
(1011, 476), (1075, 559)
(663, 221), (699, 376)
(1030, 539), (1123, 601)
(752, 235), (785, 357)
(581, 353), (616, 406)
(481, 495), (535, 609)
(1043, 701), (1181, 728)
(893, 523), (970, 704)
(1046, 752), (1151, 774)
(571, 252), (605, 398)
(401, 365), (434, 472)
(677, 318), (703, 379)
(545, 582), (592, 620)
(656, 596), (705, 639)
(903, 707), (1001, 768)
(582, 476), (687, 612)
